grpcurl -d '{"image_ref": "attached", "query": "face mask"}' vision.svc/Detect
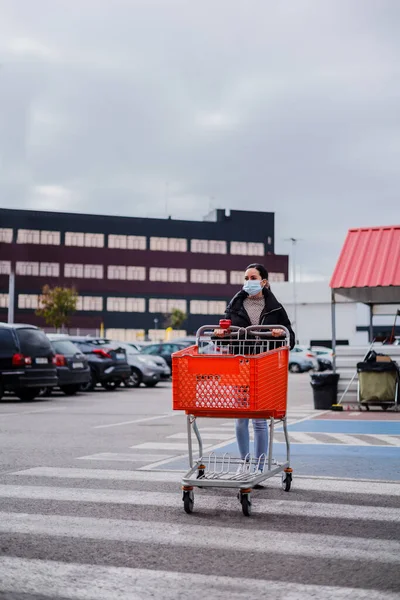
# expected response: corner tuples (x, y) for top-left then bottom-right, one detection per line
(243, 280), (263, 296)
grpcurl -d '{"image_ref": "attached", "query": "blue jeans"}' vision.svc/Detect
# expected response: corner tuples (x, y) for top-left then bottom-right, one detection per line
(235, 419), (268, 464)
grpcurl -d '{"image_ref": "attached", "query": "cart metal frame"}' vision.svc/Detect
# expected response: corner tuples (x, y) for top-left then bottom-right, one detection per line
(176, 325), (293, 516)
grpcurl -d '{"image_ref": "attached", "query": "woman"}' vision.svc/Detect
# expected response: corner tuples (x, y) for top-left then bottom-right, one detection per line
(215, 263), (295, 474)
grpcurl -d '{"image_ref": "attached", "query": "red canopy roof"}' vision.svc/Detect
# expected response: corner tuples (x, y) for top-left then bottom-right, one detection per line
(330, 226), (400, 304)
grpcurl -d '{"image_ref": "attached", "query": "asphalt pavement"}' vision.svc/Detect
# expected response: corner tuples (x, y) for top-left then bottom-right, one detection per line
(0, 374), (399, 599)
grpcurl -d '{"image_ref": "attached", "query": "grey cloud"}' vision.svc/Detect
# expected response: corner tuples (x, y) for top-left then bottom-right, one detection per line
(0, 0), (399, 279)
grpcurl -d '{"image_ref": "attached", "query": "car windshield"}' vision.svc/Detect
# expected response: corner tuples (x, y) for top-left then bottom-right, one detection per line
(16, 328), (53, 357)
(52, 340), (81, 355)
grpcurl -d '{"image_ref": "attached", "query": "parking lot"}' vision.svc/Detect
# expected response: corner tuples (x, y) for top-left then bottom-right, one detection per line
(1, 374), (400, 598)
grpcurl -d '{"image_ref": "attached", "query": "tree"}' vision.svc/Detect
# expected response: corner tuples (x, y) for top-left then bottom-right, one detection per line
(166, 308), (187, 330)
(36, 285), (78, 331)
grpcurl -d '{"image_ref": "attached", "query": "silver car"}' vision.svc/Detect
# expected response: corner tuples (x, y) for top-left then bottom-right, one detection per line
(111, 341), (171, 387)
(289, 346), (319, 373)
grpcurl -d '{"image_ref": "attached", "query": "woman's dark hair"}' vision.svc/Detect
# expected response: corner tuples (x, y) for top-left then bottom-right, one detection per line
(246, 263), (268, 280)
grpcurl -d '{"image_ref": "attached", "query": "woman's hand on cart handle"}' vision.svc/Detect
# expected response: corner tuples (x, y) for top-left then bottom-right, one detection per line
(213, 328), (229, 338)
(271, 328), (285, 338)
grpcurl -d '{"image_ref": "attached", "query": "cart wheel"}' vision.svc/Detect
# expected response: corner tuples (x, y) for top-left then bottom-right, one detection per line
(282, 472), (292, 492)
(382, 405), (389, 411)
(183, 490), (194, 514)
(239, 492), (252, 517)
(365, 404), (370, 411)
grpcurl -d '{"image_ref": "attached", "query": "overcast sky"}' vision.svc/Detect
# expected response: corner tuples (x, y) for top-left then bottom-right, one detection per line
(0, 0), (399, 280)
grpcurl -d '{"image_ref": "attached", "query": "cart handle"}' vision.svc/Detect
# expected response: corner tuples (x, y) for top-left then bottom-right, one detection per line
(195, 324), (290, 345)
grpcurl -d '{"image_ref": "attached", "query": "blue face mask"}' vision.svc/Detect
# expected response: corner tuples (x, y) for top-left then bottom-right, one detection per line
(243, 280), (263, 296)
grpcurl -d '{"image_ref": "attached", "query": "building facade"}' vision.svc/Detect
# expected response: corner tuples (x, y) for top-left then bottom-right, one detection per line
(0, 208), (289, 340)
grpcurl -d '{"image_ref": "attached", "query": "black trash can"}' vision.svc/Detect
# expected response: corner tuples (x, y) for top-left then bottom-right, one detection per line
(310, 373), (340, 410)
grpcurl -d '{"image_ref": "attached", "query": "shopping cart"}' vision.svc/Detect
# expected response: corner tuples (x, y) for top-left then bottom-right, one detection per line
(172, 323), (292, 516)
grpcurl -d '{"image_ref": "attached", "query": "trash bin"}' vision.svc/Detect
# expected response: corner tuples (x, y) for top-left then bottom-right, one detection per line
(310, 373), (340, 410)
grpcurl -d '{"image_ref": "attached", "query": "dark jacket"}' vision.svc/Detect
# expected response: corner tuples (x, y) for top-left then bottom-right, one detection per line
(224, 288), (296, 349)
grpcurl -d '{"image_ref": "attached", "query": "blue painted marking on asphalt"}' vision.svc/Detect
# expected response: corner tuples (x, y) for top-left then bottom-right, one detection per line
(152, 439), (400, 480)
(287, 420), (400, 435)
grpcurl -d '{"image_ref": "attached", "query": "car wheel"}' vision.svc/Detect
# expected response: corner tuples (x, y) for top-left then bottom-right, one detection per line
(16, 390), (39, 402)
(81, 370), (96, 392)
(145, 381), (158, 388)
(60, 385), (80, 396)
(125, 368), (142, 388)
(39, 387), (52, 397)
(102, 381), (121, 391)
(289, 363), (301, 373)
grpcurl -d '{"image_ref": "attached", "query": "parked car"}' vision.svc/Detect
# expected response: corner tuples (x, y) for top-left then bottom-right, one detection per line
(310, 346), (333, 371)
(139, 342), (189, 368)
(68, 337), (131, 391)
(0, 323), (57, 401)
(108, 340), (170, 387)
(42, 335), (91, 395)
(289, 346), (318, 373)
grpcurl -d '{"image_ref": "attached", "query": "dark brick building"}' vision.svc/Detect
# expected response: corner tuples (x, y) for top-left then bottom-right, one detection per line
(0, 208), (289, 339)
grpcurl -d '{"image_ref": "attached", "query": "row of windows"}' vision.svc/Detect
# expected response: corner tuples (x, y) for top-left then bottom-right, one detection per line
(1, 261), (285, 284)
(2, 228), (269, 255)
(5, 294), (226, 315)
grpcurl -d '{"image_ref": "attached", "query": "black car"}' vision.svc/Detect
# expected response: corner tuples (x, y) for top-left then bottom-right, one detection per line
(69, 337), (131, 391)
(0, 323), (57, 401)
(43, 336), (91, 396)
(139, 342), (189, 369)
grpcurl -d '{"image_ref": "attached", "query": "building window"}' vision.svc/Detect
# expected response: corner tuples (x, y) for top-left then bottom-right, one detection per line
(190, 300), (227, 315)
(107, 297), (145, 312)
(108, 235), (146, 250)
(0, 294), (9, 308)
(0, 261), (11, 275)
(208, 270), (227, 284)
(230, 271), (244, 285)
(84, 264), (103, 279)
(127, 266), (146, 281)
(231, 241), (264, 256)
(0, 228), (13, 243)
(65, 232), (104, 248)
(16, 262), (40, 276)
(190, 239), (227, 254)
(16, 229), (60, 245)
(64, 264), (84, 278)
(76, 296), (103, 311)
(40, 230), (61, 245)
(17, 229), (40, 244)
(65, 232), (84, 247)
(149, 299), (187, 313)
(108, 265), (146, 281)
(18, 294), (40, 309)
(190, 269), (227, 284)
(150, 237), (187, 252)
(149, 268), (186, 283)
(108, 265), (127, 280)
(40, 263), (60, 277)
(268, 272), (285, 282)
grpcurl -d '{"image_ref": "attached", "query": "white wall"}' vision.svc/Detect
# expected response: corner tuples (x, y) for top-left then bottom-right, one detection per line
(271, 281), (366, 346)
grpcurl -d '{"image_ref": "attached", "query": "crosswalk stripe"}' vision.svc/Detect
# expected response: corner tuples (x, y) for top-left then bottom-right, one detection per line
(325, 433), (370, 446)
(2, 557), (397, 600)
(1, 512), (399, 563)
(168, 432), (235, 440)
(130, 442), (211, 451)
(368, 434), (400, 447)
(289, 432), (320, 444)
(0, 485), (399, 522)
(76, 453), (173, 462)
(11, 468), (400, 495)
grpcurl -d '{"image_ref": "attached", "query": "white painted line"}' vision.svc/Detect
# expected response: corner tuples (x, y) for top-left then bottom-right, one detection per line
(1, 512), (399, 564)
(131, 442), (213, 451)
(168, 432), (235, 440)
(76, 453), (173, 462)
(0, 406), (67, 418)
(288, 432), (320, 444)
(12, 467), (400, 495)
(93, 412), (179, 429)
(0, 485), (399, 523)
(326, 433), (370, 446)
(369, 435), (400, 447)
(2, 558), (398, 600)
